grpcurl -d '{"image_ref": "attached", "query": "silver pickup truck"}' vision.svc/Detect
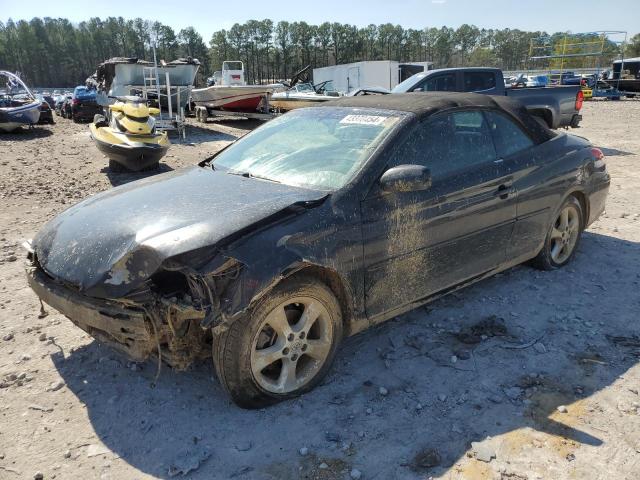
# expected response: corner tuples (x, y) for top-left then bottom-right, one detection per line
(392, 67), (583, 129)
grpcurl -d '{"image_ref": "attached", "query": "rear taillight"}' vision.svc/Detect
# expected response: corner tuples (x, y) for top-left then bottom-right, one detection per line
(591, 147), (604, 161)
(72, 98), (80, 105)
(575, 90), (584, 111)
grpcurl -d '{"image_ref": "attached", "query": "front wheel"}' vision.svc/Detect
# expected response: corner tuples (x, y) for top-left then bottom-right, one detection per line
(213, 276), (343, 408)
(532, 196), (583, 270)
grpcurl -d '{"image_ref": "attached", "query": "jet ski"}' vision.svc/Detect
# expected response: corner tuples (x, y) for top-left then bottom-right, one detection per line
(89, 96), (170, 172)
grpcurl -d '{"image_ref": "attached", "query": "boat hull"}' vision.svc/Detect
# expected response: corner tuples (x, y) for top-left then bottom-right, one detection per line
(96, 61), (199, 111)
(191, 85), (279, 112)
(270, 96), (333, 111)
(0, 100), (41, 132)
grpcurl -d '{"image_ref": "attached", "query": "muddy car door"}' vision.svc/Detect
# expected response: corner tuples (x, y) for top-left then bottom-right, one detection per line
(361, 109), (518, 321)
(483, 109), (544, 260)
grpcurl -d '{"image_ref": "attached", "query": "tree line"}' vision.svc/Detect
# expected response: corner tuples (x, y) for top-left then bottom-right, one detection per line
(1, 17), (639, 88)
(0, 17), (209, 87)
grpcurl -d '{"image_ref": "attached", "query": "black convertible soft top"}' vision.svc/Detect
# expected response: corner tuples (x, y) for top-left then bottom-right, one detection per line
(322, 92), (555, 144)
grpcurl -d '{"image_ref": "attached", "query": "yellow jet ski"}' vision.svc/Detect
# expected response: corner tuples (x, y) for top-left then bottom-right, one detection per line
(89, 96), (170, 172)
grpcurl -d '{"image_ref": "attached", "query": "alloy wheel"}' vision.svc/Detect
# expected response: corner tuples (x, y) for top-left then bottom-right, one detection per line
(250, 296), (333, 394)
(549, 204), (580, 264)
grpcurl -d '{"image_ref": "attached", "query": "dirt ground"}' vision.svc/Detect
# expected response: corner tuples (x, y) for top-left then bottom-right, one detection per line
(0, 101), (639, 480)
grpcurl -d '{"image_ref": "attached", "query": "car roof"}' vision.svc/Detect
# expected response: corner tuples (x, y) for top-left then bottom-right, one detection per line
(321, 92), (555, 144)
(323, 91), (510, 118)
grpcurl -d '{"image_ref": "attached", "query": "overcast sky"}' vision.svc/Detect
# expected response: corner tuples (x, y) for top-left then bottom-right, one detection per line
(3, 0), (638, 41)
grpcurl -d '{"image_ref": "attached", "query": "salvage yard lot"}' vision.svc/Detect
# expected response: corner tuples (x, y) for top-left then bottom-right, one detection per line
(0, 101), (639, 480)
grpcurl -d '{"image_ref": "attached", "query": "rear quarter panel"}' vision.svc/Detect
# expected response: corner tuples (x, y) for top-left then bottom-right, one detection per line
(507, 86), (580, 128)
(507, 133), (601, 260)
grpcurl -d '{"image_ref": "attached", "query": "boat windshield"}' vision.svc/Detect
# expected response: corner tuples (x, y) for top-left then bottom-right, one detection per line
(1, 72), (34, 106)
(295, 83), (315, 93)
(213, 107), (403, 191)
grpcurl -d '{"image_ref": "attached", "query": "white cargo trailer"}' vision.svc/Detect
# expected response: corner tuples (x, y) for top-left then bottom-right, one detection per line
(313, 60), (433, 94)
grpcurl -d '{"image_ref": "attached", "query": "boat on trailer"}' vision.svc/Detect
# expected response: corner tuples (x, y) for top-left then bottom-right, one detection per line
(0, 71), (41, 132)
(191, 61), (283, 113)
(92, 57), (200, 112)
(270, 81), (340, 111)
(269, 65), (342, 112)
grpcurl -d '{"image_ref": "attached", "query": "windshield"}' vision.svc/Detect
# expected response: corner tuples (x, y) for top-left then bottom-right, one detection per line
(213, 107), (402, 190)
(295, 83), (315, 93)
(391, 73), (426, 93)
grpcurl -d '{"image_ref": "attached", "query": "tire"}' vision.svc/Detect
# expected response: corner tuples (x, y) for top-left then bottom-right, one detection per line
(532, 195), (583, 270)
(213, 275), (343, 408)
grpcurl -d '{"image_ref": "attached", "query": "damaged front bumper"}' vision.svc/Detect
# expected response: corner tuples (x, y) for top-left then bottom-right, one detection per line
(27, 264), (156, 360)
(26, 260), (211, 369)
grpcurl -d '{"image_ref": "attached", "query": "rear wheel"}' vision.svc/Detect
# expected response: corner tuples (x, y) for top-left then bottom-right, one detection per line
(532, 196), (583, 270)
(213, 276), (343, 408)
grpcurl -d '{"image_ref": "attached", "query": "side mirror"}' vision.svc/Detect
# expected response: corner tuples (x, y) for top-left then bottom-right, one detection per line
(412, 87), (424, 92)
(379, 164), (432, 193)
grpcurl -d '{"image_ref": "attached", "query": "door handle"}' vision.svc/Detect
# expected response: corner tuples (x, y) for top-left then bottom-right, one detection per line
(495, 184), (513, 200)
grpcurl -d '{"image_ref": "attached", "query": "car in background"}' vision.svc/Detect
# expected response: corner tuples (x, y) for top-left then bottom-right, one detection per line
(391, 67), (583, 129)
(60, 95), (74, 118)
(549, 72), (582, 86)
(36, 94), (55, 124)
(69, 86), (101, 122)
(525, 75), (549, 87)
(53, 94), (68, 116)
(26, 92), (609, 407)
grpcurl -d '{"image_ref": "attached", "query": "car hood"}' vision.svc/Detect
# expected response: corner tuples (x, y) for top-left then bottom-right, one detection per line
(33, 166), (326, 298)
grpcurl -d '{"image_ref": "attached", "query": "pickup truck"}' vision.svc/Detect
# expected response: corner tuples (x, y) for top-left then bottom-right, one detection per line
(391, 67), (583, 129)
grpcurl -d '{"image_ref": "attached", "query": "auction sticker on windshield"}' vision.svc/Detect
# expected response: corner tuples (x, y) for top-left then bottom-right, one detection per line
(340, 114), (387, 126)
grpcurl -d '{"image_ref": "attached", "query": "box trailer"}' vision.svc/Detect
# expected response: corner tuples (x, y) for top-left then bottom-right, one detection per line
(313, 60), (433, 94)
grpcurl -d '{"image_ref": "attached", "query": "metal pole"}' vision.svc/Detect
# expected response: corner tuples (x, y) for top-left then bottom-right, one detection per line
(152, 44), (162, 118)
(618, 31), (627, 92)
(166, 71), (172, 119)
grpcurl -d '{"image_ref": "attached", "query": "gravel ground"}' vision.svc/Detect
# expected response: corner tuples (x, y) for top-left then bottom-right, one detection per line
(0, 101), (639, 480)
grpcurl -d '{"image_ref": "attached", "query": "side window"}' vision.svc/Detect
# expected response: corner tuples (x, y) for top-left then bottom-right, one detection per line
(463, 72), (496, 92)
(389, 110), (496, 179)
(484, 110), (535, 158)
(416, 73), (456, 92)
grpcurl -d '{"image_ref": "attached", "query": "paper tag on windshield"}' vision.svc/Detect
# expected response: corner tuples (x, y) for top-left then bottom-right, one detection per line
(340, 114), (386, 126)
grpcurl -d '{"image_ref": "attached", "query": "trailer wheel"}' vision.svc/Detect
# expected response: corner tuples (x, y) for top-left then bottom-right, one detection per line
(197, 107), (207, 123)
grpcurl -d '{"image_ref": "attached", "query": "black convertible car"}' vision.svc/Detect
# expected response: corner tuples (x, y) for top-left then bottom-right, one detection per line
(26, 93), (609, 408)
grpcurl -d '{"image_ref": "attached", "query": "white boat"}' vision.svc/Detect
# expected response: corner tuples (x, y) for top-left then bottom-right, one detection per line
(93, 57), (200, 111)
(270, 82), (340, 111)
(0, 71), (41, 132)
(191, 61), (283, 112)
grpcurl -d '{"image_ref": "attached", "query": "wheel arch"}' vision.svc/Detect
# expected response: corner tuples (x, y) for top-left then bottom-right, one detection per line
(528, 107), (554, 128)
(565, 189), (589, 229)
(246, 262), (356, 336)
